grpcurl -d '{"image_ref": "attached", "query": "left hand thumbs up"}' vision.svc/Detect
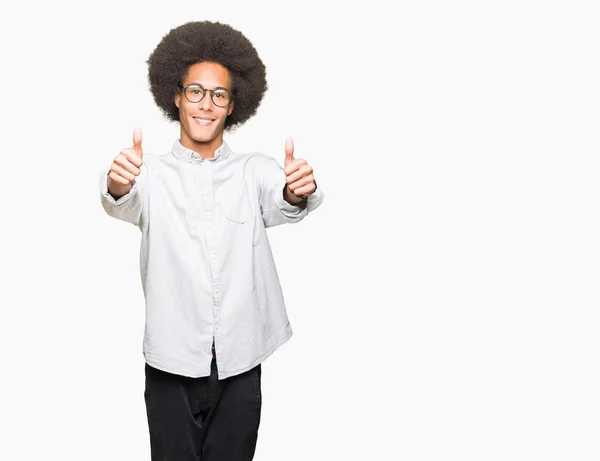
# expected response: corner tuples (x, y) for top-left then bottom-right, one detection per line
(283, 137), (317, 200)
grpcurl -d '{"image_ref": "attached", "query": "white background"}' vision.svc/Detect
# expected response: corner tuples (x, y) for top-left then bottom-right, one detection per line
(0, 0), (599, 460)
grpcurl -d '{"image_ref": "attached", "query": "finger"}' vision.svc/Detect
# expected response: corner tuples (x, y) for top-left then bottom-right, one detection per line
(114, 155), (141, 177)
(288, 178), (314, 195)
(121, 148), (143, 168)
(108, 169), (132, 186)
(286, 166), (313, 184)
(133, 127), (143, 157)
(284, 137), (294, 168)
(290, 182), (316, 197)
(289, 176), (315, 192)
(110, 163), (136, 183)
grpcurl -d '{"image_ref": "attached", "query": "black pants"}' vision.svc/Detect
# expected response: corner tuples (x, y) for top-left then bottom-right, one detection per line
(144, 358), (262, 461)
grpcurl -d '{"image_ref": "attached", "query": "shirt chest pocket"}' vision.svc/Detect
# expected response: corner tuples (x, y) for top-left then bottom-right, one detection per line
(221, 183), (254, 224)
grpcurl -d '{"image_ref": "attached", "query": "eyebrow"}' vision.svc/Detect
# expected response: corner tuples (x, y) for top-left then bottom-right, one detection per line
(185, 83), (230, 91)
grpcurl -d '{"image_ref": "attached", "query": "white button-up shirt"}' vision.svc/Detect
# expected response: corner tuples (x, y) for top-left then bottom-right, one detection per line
(99, 140), (324, 379)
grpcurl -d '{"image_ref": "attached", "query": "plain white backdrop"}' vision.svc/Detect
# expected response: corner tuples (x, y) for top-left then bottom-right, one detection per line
(0, 0), (599, 459)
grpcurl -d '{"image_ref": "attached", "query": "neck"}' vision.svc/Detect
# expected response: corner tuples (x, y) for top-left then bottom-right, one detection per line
(180, 134), (224, 159)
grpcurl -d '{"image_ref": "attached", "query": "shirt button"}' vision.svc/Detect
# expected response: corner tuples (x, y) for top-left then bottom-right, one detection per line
(211, 255), (216, 260)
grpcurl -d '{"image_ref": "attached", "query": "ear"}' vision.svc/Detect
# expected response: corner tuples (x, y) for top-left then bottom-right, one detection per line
(174, 90), (181, 109)
(227, 100), (235, 116)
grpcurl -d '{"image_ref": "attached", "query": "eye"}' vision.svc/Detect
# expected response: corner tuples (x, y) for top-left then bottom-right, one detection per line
(213, 90), (231, 102)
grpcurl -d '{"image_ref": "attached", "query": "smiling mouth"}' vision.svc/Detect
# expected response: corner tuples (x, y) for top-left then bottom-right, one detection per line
(193, 116), (215, 126)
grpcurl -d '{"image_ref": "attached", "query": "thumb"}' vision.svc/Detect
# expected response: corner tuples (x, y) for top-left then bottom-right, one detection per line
(133, 127), (143, 158)
(284, 137), (294, 168)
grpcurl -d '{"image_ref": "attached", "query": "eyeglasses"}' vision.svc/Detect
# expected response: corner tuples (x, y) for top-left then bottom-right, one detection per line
(178, 84), (233, 107)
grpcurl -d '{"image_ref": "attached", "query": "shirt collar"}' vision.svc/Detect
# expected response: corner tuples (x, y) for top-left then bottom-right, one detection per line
(171, 139), (231, 163)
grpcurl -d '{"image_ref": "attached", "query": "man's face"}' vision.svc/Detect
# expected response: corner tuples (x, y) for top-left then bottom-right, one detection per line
(174, 61), (234, 156)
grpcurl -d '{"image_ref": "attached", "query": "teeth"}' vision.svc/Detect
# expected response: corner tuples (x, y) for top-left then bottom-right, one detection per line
(193, 117), (213, 126)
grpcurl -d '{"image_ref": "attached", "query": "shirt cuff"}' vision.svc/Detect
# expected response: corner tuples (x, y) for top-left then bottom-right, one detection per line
(99, 168), (138, 206)
(305, 180), (324, 213)
(274, 182), (309, 221)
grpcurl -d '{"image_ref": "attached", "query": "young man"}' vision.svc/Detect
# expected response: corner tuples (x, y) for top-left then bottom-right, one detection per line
(98, 21), (324, 461)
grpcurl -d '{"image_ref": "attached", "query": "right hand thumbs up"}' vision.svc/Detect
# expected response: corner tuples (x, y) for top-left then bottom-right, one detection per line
(108, 127), (144, 187)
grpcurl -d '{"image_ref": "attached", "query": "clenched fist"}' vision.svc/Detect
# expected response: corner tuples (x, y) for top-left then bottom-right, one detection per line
(108, 128), (144, 199)
(283, 137), (317, 203)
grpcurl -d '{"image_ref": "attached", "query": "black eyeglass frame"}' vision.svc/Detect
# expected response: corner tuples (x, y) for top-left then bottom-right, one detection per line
(177, 84), (234, 107)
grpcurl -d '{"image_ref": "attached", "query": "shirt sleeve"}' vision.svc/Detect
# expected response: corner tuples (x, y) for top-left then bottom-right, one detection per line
(254, 155), (325, 228)
(98, 164), (148, 227)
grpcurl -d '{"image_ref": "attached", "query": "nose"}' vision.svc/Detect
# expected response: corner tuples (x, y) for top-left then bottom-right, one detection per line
(200, 93), (214, 110)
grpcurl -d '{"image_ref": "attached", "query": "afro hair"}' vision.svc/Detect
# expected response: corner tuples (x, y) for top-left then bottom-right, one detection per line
(147, 21), (268, 130)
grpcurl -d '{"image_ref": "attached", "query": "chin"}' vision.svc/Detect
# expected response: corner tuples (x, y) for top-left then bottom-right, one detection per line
(191, 134), (216, 143)
(188, 128), (215, 143)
